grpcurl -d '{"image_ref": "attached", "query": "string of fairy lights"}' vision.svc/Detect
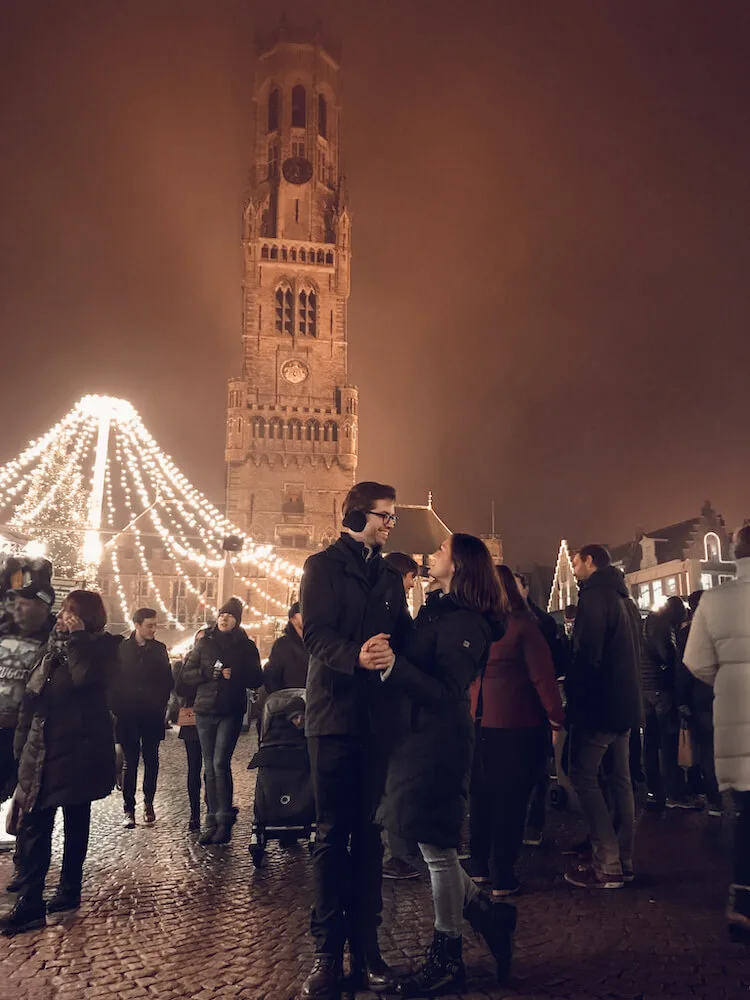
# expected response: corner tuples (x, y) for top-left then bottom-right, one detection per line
(0, 395), (302, 629)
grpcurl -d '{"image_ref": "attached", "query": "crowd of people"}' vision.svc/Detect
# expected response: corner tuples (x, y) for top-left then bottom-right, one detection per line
(0, 482), (748, 1000)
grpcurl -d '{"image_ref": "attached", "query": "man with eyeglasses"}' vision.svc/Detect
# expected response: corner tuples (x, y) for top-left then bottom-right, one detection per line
(299, 482), (413, 1000)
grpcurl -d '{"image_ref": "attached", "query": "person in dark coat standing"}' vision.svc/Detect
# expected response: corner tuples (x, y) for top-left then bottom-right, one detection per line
(181, 597), (262, 846)
(563, 545), (642, 890)
(376, 534), (517, 997)
(1, 590), (119, 936)
(298, 482), (412, 1000)
(641, 596), (692, 808)
(467, 565), (564, 897)
(113, 608), (173, 829)
(263, 602), (308, 694)
(172, 649), (205, 832)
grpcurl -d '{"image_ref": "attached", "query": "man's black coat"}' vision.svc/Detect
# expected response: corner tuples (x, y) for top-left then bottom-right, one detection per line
(300, 533), (412, 738)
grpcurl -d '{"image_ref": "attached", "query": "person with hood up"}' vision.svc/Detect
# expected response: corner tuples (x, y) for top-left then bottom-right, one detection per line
(375, 534), (517, 997)
(562, 545), (642, 890)
(1, 590), (119, 936)
(181, 597), (262, 845)
(684, 525), (750, 934)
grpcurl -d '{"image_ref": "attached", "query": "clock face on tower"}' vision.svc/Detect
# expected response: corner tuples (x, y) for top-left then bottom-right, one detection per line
(281, 359), (310, 384)
(282, 156), (313, 185)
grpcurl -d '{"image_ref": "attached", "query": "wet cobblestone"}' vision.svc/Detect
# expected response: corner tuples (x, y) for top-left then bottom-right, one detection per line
(0, 730), (746, 1000)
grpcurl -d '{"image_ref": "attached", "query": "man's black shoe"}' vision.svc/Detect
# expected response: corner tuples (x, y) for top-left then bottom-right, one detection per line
(0, 896), (46, 936)
(349, 952), (399, 994)
(47, 888), (81, 914)
(299, 955), (342, 1000)
(6, 867), (23, 893)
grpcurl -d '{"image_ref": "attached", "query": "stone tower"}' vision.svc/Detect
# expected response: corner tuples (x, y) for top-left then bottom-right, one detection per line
(225, 25), (358, 551)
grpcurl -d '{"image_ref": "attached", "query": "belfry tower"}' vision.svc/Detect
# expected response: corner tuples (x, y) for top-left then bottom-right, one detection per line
(225, 25), (358, 551)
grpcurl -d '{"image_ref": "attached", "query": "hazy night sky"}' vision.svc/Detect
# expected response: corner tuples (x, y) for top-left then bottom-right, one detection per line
(1, 0), (749, 568)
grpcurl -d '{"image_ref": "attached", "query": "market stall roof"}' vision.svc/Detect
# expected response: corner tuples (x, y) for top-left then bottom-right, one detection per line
(384, 503), (451, 559)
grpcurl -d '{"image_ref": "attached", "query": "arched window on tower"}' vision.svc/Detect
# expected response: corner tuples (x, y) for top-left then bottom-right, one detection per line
(288, 419), (302, 441)
(318, 93), (328, 138)
(252, 417), (266, 439)
(268, 418), (284, 440)
(306, 419), (321, 442)
(324, 421), (338, 443)
(298, 289), (317, 336)
(275, 283), (294, 335)
(291, 85), (306, 128)
(268, 88), (280, 132)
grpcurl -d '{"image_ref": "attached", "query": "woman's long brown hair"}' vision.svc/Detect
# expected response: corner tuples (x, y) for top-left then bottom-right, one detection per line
(449, 533), (504, 617)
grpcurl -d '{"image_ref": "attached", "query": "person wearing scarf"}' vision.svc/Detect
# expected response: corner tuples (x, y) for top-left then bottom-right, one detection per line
(181, 598), (262, 845)
(1, 590), (119, 937)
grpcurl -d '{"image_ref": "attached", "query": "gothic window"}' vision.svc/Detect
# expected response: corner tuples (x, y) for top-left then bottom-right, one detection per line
(317, 146), (327, 183)
(324, 421), (338, 442)
(270, 246), (278, 260)
(291, 85), (306, 127)
(261, 245), (269, 259)
(252, 417), (266, 439)
(235, 417), (242, 435)
(317, 250), (324, 264)
(299, 249), (306, 262)
(288, 419), (302, 441)
(325, 251), (333, 265)
(292, 141), (306, 159)
(306, 419), (320, 442)
(318, 93), (328, 138)
(268, 417), (284, 440)
(298, 289), (317, 336)
(281, 247), (288, 261)
(291, 248), (297, 261)
(275, 283), (294, 335)
(267, 140), (279, 179)
(268, 88), (280, 132)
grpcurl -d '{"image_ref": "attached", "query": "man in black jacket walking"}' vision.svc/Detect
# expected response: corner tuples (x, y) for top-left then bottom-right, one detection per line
(114, 608), (173, 829)
(263, 602), (308, 694)
(299, 482), (412, 1000)
(563, 545), (642, 890)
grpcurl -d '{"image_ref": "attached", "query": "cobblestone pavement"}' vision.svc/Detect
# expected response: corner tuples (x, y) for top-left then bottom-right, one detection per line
(0, 730), (747, 1000)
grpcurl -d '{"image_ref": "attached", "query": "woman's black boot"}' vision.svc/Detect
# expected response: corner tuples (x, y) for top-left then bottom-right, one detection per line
(397, 930), (465, 997)
(464, 892), (516, 984)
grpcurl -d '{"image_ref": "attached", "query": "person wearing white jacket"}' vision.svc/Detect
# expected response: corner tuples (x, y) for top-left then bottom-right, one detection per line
(684, 524), (750, 936)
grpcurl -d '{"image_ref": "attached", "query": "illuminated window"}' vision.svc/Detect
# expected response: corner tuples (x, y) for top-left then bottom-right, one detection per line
(637, 583), (651, 609)
(700, 573), (713, 590)
(704, 532), (721, 562)
(291, 85), (306, 127)
(318, 93), (328, 138)
(268, 88), (280, 132)
(298, 289), (317, 336)
(664, 576), (678, 596)
(275, 283), (294, 335)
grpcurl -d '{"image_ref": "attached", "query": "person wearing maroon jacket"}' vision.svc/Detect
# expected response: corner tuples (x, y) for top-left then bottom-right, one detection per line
(467, 565), (564, 897)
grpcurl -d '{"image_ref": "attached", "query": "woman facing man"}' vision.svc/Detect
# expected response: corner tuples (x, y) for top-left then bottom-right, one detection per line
(363, 533), (517, 996)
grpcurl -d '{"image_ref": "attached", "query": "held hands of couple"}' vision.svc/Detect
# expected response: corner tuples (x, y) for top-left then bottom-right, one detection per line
(358, 633), (395, 672)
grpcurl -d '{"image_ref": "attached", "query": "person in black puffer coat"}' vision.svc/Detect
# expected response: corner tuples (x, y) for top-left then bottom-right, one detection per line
(375, 534), (516, 997)
(181, 598), (262, 845)
(1, 590), (119, 937)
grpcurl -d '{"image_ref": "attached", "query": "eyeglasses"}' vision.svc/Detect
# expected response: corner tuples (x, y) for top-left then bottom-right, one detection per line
(368, 511), (398, 527)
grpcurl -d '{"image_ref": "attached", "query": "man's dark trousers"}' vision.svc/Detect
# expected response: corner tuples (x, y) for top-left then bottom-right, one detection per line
(308, 734), (388, 958)
(117, 715), (163, 813)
